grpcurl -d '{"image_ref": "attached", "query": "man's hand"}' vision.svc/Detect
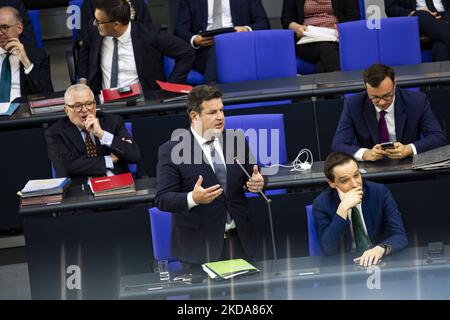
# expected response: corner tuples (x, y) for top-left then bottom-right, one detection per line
(192, 175), (223, 204)
(362, 144), (386, 161)
(193, 35), (214, 47)
(234, 26), (249, 32)
(353, 245), (385, 267)
(5, 38), (32, 69)
(417, 7), (442, 18)
(110, 152), (119, 164)
(84, 114), (104, 139)
(246, 165), (264, 193)
(336, 186), (363, 219)
(384, 142), (413, 159)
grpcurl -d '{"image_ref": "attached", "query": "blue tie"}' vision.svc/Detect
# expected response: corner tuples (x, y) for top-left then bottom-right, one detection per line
(0, 53), (12, 102)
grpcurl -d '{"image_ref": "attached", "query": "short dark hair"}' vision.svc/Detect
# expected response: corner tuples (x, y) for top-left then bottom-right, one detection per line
(0, 6), (23, 22)
(324, 152), (358, 181)
(187, 85), (222, 119)
(94, 0), (131, 25)
(363, 64), (395, 88)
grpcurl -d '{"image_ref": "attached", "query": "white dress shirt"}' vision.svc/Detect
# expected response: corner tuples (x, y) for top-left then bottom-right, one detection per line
(416, 0), (445, 12)
(354, 98), (417, 161)
(100, 23), (139, 89)
(0, 48), (34, 102)
(79, 128), (115, 176)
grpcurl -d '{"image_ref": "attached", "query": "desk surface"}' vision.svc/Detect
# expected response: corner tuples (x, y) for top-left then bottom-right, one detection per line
(120, 245), (450, 300)
(2, 62), (448, 130)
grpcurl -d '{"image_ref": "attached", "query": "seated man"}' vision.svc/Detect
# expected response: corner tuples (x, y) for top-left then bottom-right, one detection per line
(175, 0), (270, 83)
(78, 0), (195, 94)
(385, 0), (450, 61)
(3, 0), (36, 43)
(313, 152), (408, 266)
(331, 64), (446, 161)
(0, 6), (53, 102)
(45, 84), (141, 177)
(155, 85), (264, 268)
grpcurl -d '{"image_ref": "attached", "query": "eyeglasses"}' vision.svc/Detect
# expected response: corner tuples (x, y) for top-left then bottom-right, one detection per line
(66, 100), (96, 112)
(93, 18), (116, 27)
(0, 23), (19, 34)
(368, 86), (395, 104)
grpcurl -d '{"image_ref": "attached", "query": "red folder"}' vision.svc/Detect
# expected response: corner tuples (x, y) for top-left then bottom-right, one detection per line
(156, 80), (192, 94)
(101, 83), (142, 103)
(90, 172), (134, 193)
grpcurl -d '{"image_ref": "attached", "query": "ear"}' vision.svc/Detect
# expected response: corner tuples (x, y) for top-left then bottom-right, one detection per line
(17, 22), (23, 35)
(64, 106), (70, 116)
(327, 179), (335, 189)
(189, 110), (198, 123)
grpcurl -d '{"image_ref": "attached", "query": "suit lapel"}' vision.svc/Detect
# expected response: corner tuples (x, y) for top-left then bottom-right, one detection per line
(229, 0), (238, 25)
(92, 33), (103, 82)
(200, 0), (208, 30)
(130, 22), (144, 83)
(394, 89), (406, 142)
(363, 97), (379, 145)
(64, 119), (86, 155)
(361, 183), (374, 243)
(190, 130), (218, 185)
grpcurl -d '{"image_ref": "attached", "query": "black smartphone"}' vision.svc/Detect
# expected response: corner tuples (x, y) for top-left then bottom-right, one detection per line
(118, 86), (132, 94)
(380, 142), (395, 150)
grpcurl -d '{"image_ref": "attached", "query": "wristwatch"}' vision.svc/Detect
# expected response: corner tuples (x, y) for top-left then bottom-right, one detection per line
(379, 243), (392, 256)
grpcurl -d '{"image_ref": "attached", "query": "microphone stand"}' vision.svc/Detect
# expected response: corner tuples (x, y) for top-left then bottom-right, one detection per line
(234, 157), (278, 261)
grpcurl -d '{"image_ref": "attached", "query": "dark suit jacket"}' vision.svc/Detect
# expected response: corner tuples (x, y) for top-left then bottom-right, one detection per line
(3, 0), (36, 44)
(313, 180), (408, 256)
(78, 21), (195, 94)
(16, 42), (54, 100)
(385, 0), (450, 17)
(155, 129), (257, 264)
(175, 0), (270, 43)
(45, 112), (141, 178)
(77, 0), (152, 43)
(281, 0), (360, 29)
(331, 88), (447, 155)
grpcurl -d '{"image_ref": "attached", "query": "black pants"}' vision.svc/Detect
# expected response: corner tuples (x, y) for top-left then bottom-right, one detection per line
(192, 45), (217, 84)
(414, 10), (450, 61)
(296, 41), (340, 73)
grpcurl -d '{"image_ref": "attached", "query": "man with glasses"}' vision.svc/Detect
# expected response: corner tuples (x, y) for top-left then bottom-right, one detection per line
(0, 6), (53, 102)
(45, 84), (141, 177)
(331, 64), (446, 161)
(78, 0), (194, 94)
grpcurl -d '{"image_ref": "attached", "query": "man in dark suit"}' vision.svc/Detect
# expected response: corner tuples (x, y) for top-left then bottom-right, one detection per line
(45, 84), (141, 178)
(313, 152), (408, 266)
(331, 64), (446, 161)
(78, 0), (195, 94)
(0, 6), (53, 102)
(155, 85), (264, 267)
(2, 0), (35, 43)
(385, 0), (450, 61)
(175, 0), (270, 83)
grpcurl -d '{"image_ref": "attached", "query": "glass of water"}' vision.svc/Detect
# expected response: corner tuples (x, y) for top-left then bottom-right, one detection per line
(158, 260), (170, 282)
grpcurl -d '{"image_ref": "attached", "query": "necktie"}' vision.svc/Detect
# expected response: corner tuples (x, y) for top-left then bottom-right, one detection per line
(212, 0), (223, 29)
(82, 130), (98, 158)
(378, 110), (390, 144)
(425, 0), (438, 12)
(206, 140), (231, 223)
(351, 207), (371, 254)
(110, 38), (119, 89)
(0, 53), (12, 102)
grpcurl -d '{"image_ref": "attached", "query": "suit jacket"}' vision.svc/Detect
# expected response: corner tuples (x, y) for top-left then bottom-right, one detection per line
(331, 87), (447, 155)
(155, 129), (257, 264)
(78, 21), (195, 94)
(281, 0), (360, 29)
(16, 42), (54, 100)
(45, 112), (141, 178)
(313, 180), (408, 256)
(77, 0), (153, 43)
(175, 0), (270, 43)
(3, 0), (36, 44)
(385, 0), (450, 17)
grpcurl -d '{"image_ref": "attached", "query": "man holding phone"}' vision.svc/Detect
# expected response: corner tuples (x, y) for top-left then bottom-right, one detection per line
(331, 64), (446, 161)
(313, 152), (408, 266)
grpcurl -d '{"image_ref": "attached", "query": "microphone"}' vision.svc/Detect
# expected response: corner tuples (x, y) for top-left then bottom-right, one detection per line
(234, 157), (278, 261)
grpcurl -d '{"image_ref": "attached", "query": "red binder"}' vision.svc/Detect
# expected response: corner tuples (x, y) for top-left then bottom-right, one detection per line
(89, 172), (135, 196)
(101, 83), (143, 103)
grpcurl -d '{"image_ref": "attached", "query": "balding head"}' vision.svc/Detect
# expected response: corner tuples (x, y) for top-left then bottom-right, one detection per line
(0, 6), (24, 48)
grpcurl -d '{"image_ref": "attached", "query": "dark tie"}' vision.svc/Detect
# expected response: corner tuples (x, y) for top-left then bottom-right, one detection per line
(110, 38), (119, 88)
(425, 0), (438, 12)
(378, 110), (390, 144)
(0, 53), (12, 102)
(212, 0), (223, 29)
(82, 129), (98, 158)
(351, 207), (371, 254)
(206, 140), (231, 223)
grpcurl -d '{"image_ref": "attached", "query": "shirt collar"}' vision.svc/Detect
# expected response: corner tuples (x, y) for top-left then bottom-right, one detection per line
(373, 96), (395, 114)
(190, 126), (217, 146)
(116, 22), (132, 44)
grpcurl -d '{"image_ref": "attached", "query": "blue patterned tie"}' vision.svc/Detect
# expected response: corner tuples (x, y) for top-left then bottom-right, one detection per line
(0, 53), (12, 102)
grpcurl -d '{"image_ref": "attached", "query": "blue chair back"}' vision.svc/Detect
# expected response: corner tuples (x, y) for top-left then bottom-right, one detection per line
(68, 0), (85, 45)
(149, 207), (182, 271)
(359, 0), (366, 19)
(296, 58), (316, 75)
(27, 10), (43, 49)
(305, 205), (323, 256)
(163, 56), (205, 85)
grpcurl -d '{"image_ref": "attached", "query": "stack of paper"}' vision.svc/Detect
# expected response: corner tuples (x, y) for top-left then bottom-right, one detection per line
(297, 26), (338, 45)
(19, 177), (71, 206)
(0, 103), (20, 116)
(202, 259), (259, 280)
(412, 145), (450, 170)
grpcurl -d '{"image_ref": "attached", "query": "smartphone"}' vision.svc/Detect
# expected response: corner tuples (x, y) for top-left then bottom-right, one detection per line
(380, 142), (395, 150)
(118, 86), (132, 94)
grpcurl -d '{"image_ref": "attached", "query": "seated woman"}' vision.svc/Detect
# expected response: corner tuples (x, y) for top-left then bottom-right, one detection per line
(281, 0), (360, 73)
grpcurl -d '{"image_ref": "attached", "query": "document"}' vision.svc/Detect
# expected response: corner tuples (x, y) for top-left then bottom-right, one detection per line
(412, 145), (450, 170)
(202, 259), (259, 280)
(297, 26), (338, 45)
(0, 103), (20, 116)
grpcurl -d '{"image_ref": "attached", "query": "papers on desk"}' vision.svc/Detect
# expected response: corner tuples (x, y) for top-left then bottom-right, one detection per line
(0, 103), (20, 116)
(412, 145), (450, 170)
(19, 177), (71, 206)
(202, 259), (259, 280)
(297, 26), (338, 45)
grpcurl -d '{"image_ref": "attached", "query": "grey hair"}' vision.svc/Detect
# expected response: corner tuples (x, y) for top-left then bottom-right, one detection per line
(64, 84), (95, 104)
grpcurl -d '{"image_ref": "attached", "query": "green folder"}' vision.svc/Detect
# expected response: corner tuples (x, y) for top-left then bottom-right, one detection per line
(202, 259), (259, 280)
